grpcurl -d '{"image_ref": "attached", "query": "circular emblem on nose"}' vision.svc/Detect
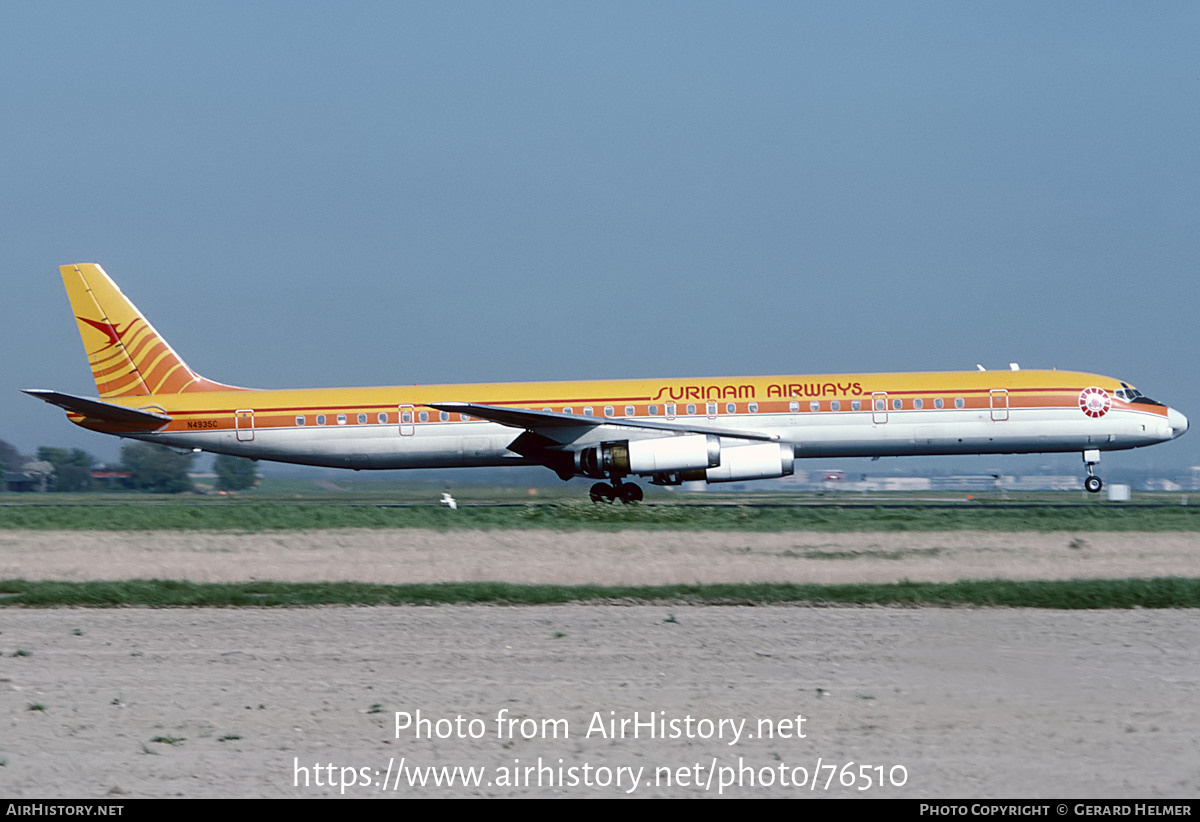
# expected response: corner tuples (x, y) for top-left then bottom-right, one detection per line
(1079, 387), (1111, 418)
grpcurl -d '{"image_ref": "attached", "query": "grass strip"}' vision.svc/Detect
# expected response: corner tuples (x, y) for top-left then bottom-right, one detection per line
(3, 500), (1200, 531)
(1, 577), (1198, 608)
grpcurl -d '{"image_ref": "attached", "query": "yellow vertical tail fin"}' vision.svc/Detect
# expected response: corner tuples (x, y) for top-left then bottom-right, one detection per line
(61, 263), (241, 397)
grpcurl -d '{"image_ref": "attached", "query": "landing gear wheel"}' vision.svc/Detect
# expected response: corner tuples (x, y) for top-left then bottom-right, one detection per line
(616, 482), (643, 504)
(590, 482), (615, 503)
(1084, 476), (1103, 494)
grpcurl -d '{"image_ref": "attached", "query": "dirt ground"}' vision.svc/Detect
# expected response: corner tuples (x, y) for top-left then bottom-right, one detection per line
(3, 528), (1198, 585)
(1, 529), (1198, 798)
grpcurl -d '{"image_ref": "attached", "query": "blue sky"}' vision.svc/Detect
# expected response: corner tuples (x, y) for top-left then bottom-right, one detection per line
(4, 2), (1197, 474)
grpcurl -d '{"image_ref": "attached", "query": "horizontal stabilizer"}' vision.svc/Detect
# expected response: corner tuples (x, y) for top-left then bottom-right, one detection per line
(428, 401), (779, 442)
(22, 389), (172, 432)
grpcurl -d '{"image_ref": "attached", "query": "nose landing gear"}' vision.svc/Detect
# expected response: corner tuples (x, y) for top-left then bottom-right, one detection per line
(1082, 449), (1103, 494)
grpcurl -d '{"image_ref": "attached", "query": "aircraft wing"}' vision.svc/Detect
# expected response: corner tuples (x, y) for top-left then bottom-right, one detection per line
(427, 402), (779, 442)
(22, 389), (172, 432)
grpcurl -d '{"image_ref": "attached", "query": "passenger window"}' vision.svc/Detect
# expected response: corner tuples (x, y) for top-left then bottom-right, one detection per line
(707, 402), (717, 415)
(460, 413), (470, 421)
(852, 400), (861, 411)
(730, 403), (739, 414)
(296, 415), (305, 426)
(686, 404), (696, 415)
(563, 407), (573, 414)
(749, 402), (758, 413)
(934, 398), (944, 409)
(648, 405), (658, 416)
(788, 401), (798, 412)
(401, 411), (412, 424)
(584, 407), (594, 416)
(955, 398), (965, 409)
(913, 399), (923, 410)
(831, 400), (840, 411)
(316, 414), (326, 426)
(875, 399), (885, 411)
(357, 413), (367, 424)
(439, 411), (449, 422)
(892, 399), (902, 410)
(666, 403), (676, 416)
(604, 406), (614, 417)
(418, 411), (428, 422)
(810, 402), (820, 412)
(625, 405), (635, 417)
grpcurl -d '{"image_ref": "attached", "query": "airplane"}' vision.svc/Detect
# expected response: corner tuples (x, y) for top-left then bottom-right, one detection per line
(25, 263), (1188, 502)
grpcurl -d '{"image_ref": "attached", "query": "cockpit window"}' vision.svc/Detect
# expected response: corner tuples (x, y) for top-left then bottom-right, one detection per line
(1115, 383), (1163, 406)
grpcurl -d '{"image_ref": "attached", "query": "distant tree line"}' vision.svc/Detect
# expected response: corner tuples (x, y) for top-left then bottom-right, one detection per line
(1, 438), (258, 493)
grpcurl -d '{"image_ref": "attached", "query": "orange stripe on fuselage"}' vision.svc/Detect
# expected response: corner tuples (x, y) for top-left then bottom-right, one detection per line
(154, 392), (1161, 431)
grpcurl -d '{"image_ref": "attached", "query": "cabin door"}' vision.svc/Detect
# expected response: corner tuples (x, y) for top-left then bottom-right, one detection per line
(398, 405), (415, 436)
(872, 392), (889, 424)
(235, 409), (254, 442)
(990, 390), (1010, 421)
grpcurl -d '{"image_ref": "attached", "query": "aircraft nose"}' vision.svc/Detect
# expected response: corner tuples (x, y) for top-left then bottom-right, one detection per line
(1168, 407), (1188, 439)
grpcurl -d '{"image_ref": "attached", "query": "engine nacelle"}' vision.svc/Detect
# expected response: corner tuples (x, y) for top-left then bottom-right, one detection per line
(575, 434), (720, 479)
(682, 443), (794, 483)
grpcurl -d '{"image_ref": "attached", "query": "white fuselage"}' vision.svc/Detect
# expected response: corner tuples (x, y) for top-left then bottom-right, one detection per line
(133, 400), (1182, 471)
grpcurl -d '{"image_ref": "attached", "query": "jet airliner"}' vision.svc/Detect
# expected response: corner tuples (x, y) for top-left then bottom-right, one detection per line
(25, 264), (1188, 501)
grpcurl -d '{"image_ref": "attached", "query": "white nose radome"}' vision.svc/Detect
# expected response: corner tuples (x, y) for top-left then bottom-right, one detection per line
(1168, 408), (1189, 439)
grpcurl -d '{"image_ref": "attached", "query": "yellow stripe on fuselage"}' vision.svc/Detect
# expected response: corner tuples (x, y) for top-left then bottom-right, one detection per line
(88, 369), (1160, 435)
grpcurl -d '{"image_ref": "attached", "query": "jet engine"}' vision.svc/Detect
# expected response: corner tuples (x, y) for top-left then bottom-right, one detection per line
(682, 443), (794, 483)
(575, 434), (720, 479)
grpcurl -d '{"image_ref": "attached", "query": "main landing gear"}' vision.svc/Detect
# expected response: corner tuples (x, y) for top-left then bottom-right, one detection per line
(1082, 449), (1103, 494)
(589, 480), (644, 504)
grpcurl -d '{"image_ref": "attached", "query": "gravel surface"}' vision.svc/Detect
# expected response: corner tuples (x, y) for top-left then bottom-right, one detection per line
(1, 529), (1197, 798)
